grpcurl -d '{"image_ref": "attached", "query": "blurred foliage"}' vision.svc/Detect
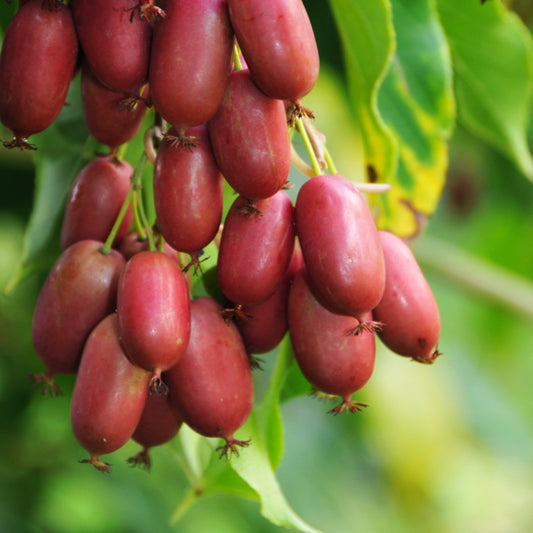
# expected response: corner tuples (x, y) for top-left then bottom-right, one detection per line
(1, 1), (533, 532)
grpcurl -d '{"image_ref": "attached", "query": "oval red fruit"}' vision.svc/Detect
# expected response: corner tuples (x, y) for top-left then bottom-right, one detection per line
(72, 0), (151, 92)
(153, 125), (224, 254)
(117, 250), (191, 391)
(0, 0), (78, 146)
(228, 0), (319, 101)
(149, 0), (233, 132)
(288, 268), (376, 414)
(60, 156), (133, 250)
(295, 174), (385, 333)
(373, 231), (441, 364)
(80, 62), (147, 150)
(31, 240), (125, 393)
(208, 69), (291, 202)
(127, 393), (183, 470)
(217, 191), (295, 307)
(165, 297), (254, 459)
(71, 314), (151, 472)
(237, 240), (303, 354)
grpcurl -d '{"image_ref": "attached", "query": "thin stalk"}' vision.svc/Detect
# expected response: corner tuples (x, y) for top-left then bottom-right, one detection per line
(131, 192), (147, 240)
(101, 185), (134, 255)
(136, 187), (155, 250)
(414, 234), (533, 321)
(323, 146), (338, 175)
(295, 117), (323, 176)
(101, 151), (150, 254)
(233, 42), (244, 71)
(115, 143), (128, 162)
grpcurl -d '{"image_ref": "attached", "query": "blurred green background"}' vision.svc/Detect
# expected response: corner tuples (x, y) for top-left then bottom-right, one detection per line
(1, 1), (533, 532)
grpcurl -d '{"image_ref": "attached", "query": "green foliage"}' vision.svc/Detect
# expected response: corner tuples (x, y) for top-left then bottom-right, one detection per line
(328, 0), (533, 237)
(438, 0), (533, 179)
(1, 1), (532, 532)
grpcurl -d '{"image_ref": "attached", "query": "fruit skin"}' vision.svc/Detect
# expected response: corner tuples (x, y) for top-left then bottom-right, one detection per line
(131, 393), (182, 450)
(149, 0), (233, 131)
(237, 239), (303, 354)
(71, 314), (151, 472)
(288, 268), (376, 413)
(228, 0), (319, 101)
(72, 0), (151, 92)
(295, 174), (385, 326)
(373, 231), (441, 364)
(117, 250), (191, 379)
(128, 393), (183, 470)
(153, 125), (224, 254)
(164, 297), (253, 457)
(0, 0), (78, 141)
(80, 62), (147, 150)
(208, 69), (291, 202)
(217, 191), (295, 306)
(60, 156), (133, 250)
(31, 240), (125, 378)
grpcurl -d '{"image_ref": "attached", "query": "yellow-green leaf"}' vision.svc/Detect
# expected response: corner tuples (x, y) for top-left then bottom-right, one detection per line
(330, 0), (455, 238)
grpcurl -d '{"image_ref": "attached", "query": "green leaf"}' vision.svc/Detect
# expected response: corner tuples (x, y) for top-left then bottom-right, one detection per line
(373, 0), (456, 237)
(4, 76), (97, 293)
(328, 0), (397, 185)
(255, 335), (293, 469)
(229, 411), (323, 533)
(438, 0), (533, 180)
(330, 0), (455, 238)
(279, 339), (313, 404)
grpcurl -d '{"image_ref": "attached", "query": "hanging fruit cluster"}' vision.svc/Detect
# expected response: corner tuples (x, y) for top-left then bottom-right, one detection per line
(0, 0), (441, 472)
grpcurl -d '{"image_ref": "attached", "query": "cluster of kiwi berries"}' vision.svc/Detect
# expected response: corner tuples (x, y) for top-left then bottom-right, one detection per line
(0, 0), (440, 472)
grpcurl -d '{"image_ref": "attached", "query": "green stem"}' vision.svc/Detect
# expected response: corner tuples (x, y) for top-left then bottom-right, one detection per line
(323, 146), (338, 175)
(100, 186), (134, 255)
(233, 42), (244, 71)
(131, 192), (147, 241)
(101, 151), (149, 254)
(295, 117), (323, 176)
(169, 488), (202, 525)
(136, 188), (155, 250)
(115, 143), (127, 162)
(413, 234), (533, 321)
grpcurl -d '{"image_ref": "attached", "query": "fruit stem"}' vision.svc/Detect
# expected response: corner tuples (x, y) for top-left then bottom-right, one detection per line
(101, 151), (149, 254)
(232, 42), (244, 71)
(115, 143), (128, 162)
(131, 191), (147, 241)
(295, 117), (323, 176)
(135, 187), (156, 251)
(323, 146), (338, 174)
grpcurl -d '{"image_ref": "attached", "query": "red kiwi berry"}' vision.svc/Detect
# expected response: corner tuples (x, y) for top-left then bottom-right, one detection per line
(217, 191), (295, 313)
(164, 297), (254, 459)
(72, 0), (152, 93)
(208, 69), (291, 203)
(228, 0), (319, 119)
(31, 240), (125, 395)
(0, 0), (78, 149)
(60, 156), (134, 250)
(149, 0), (233, 143)
(127, 393), (183, 470)
(117, 250), (191, 393)
(237, 239), (303, 356)
(80, 62), (147, 151)
(153, 124), (224, 259)
(288, 268), (376, 414)
(295, 174), (385, 335)
(71, 314), (151, 473)
(373, 231), (442, 364)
